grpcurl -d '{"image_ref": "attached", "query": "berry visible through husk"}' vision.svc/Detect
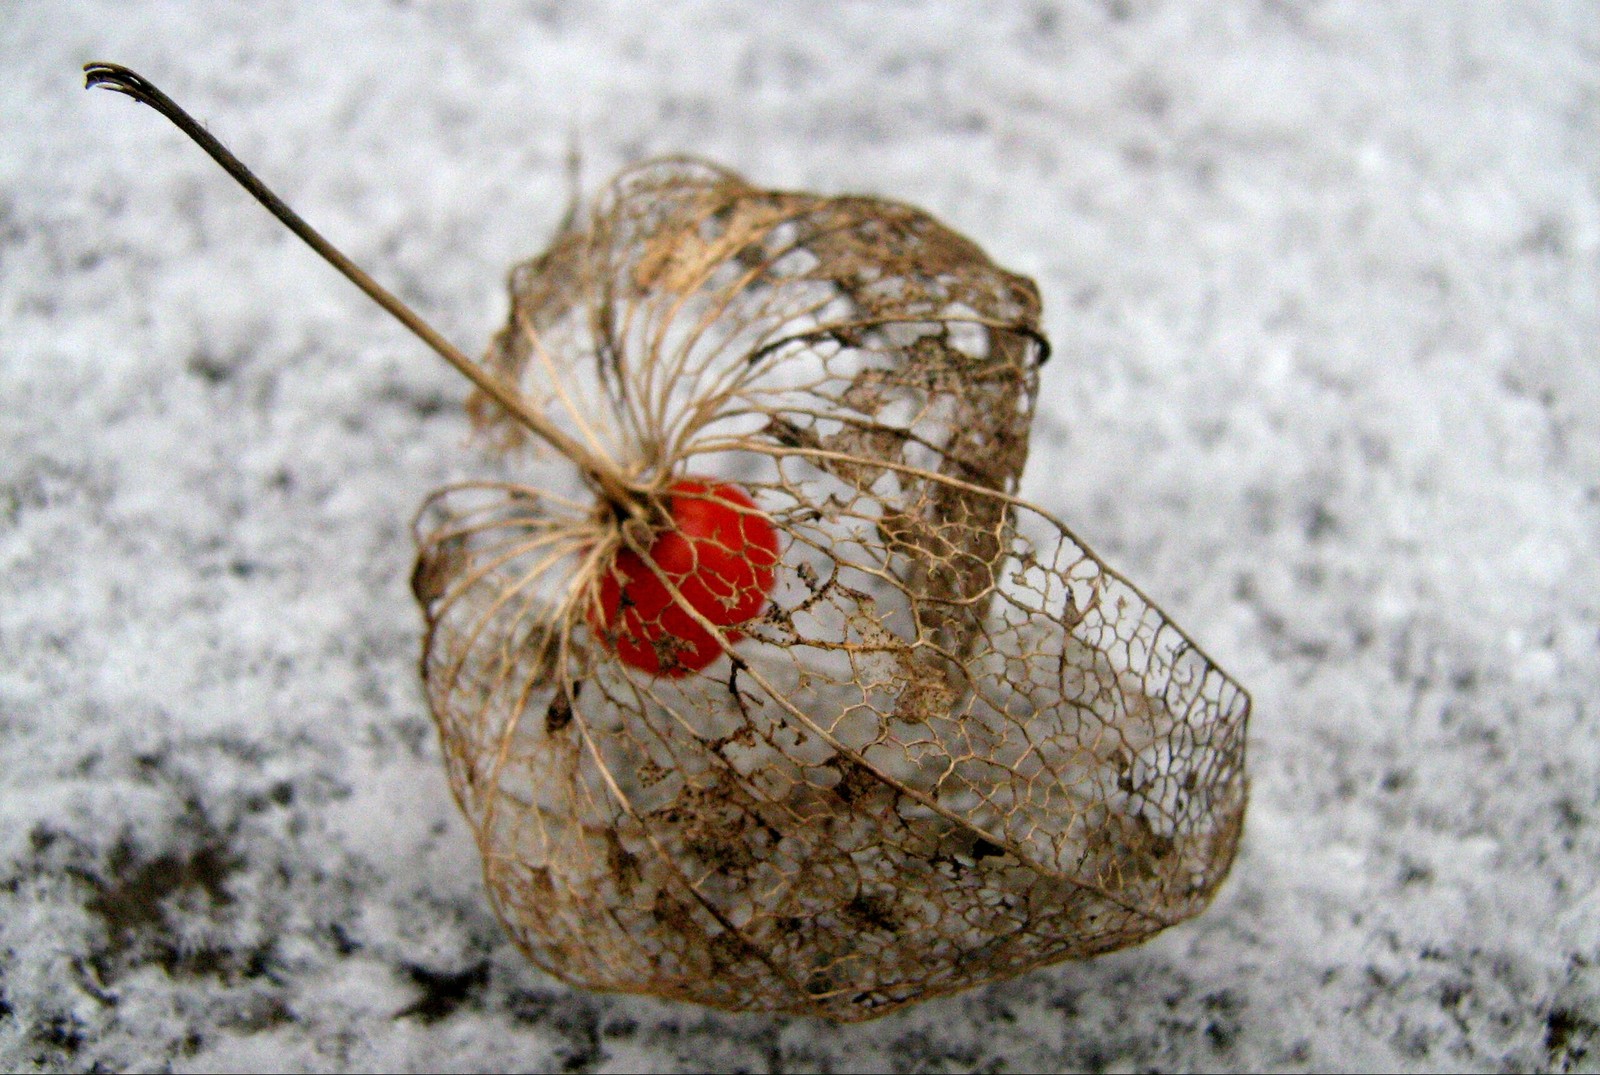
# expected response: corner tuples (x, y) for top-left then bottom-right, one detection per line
(592, 479), (780, 676)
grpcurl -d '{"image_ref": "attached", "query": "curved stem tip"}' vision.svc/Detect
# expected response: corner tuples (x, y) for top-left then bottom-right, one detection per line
(83, 61), (642, 513)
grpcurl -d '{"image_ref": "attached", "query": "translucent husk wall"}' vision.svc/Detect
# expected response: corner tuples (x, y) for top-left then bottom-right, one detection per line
(412, 159), (1250, 1020)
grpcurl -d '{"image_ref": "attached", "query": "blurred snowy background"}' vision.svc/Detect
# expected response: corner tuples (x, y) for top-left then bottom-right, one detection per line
(3, 1), (1598, 1070)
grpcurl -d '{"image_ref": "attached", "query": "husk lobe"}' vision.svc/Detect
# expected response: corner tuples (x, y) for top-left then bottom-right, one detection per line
(414, 159), (1250, 1020)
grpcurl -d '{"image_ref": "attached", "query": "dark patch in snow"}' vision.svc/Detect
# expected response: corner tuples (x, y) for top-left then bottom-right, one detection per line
(395, 960), (490, 1024)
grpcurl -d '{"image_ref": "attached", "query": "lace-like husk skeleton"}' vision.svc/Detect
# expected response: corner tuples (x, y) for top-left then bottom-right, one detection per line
(413, 159), (1250, 1021)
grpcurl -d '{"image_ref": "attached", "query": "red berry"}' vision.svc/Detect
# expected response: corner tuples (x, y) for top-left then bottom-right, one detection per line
(591, 479), (780, 677)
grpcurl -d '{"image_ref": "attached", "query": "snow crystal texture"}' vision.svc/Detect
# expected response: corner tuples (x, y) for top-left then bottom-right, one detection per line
(2, 1), (1597, 1071)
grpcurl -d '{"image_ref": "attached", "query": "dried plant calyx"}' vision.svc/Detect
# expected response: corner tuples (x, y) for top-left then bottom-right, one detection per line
(85, 62), (1247, 1025)
(414, 158), (1251, 1020)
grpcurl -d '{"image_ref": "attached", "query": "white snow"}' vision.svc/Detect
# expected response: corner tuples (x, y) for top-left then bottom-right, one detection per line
(3, 0), (1597, 1070)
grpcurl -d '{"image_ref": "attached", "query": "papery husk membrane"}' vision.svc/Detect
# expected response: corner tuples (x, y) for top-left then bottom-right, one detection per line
(413, 159), (1249, 1020)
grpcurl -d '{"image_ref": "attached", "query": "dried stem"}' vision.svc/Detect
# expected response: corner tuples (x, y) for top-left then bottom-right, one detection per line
(82, 61), (644, 516)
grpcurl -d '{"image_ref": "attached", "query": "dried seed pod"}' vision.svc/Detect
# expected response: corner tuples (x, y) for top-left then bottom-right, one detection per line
(414, 160), (1250, 1019)
(88, 67), (1250, 1022)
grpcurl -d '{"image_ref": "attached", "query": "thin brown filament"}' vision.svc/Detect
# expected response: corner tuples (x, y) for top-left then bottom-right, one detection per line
(83, 61), (643, 515)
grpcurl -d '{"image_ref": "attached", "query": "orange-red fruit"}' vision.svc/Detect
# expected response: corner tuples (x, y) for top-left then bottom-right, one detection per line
(592, 479), (781, 677)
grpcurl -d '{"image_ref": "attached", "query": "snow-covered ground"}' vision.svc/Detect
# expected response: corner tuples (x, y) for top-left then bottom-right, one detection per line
(3, 2), (1597, 1070)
